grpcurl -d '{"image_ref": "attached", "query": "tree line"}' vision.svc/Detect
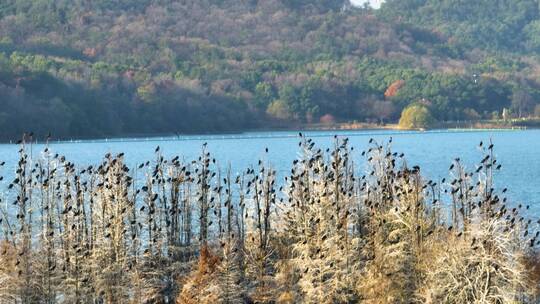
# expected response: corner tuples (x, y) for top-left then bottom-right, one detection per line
(1, 0), (540, 138)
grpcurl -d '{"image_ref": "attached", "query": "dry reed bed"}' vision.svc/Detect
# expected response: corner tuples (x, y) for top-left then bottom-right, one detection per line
(0, 135), (538, 303)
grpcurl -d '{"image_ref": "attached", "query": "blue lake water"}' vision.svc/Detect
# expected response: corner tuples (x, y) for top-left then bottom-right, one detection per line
(0, 129), (538, 214)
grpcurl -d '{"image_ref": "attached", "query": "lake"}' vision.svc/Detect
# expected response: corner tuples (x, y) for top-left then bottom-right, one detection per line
(0, 129), (538, 213)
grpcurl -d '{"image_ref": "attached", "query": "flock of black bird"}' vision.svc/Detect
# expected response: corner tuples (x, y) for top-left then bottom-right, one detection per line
(0, 132), (537, 302)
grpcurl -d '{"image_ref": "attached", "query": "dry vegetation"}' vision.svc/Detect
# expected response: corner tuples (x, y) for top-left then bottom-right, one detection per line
(0, 134), (539, 303)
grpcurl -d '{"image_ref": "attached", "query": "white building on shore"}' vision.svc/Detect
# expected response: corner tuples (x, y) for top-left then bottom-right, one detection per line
(350, 0), (384, 9)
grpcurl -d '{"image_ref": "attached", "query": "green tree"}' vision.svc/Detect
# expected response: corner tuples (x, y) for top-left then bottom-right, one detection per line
(254, 82), (275, 109)
(266, 99), (292, 120)
(511, 87), (535, 117)
(398, 104), (436, 129)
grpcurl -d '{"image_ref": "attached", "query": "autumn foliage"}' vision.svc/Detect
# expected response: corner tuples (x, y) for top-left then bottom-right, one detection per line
(384, 80), (405, 99)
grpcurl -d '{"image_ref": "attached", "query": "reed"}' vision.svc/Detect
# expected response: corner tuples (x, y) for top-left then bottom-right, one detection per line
(0, 135), (537, 303)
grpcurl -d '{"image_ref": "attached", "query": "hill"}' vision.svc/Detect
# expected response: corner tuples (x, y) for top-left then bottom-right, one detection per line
(0, 0), (540, 139)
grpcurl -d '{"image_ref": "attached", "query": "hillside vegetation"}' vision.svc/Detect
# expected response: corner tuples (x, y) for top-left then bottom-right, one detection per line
(1, 0), (540, 139)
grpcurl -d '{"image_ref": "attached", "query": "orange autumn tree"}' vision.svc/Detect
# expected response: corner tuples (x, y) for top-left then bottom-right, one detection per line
(384, 80), (405, 99)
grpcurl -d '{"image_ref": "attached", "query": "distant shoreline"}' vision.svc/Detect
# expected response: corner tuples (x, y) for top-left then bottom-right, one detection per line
(7, 119), (536, 145)
(296, 118), (539, 132)
(257, 119), (533, 133)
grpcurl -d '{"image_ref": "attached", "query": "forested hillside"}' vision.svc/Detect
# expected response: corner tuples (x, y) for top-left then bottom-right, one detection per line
(1, 0), (540, 139)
